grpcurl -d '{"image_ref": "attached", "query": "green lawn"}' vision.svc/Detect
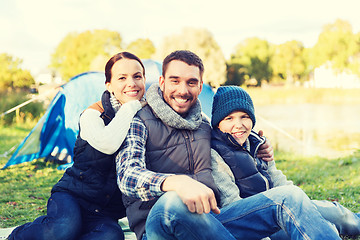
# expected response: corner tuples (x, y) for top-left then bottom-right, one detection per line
(1, 122), (360, 239)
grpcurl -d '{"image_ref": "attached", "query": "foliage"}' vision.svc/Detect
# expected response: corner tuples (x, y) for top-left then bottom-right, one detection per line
(0, 91), (44, 125)
(157, 27), (227, 88)
(307, 19), (360, 75)
(126, 38), (156, 59)
(0, 53), (34, 90)
(270, 40), (307, 84)
(227, 19), (360, 86)
(50, 29), (123, 80)
(230, 37), (273, 86)
(224, 63), (247, 86)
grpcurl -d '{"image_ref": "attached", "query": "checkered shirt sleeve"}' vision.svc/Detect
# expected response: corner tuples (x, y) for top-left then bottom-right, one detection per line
(115, 116), (172, 201)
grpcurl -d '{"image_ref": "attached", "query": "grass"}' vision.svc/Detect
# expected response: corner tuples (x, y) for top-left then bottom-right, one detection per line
(1, 122), (360, 239)
(0, 121), (64, 227)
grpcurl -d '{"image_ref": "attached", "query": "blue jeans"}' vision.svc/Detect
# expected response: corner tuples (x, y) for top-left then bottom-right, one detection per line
(8, 192), (124, 240)
(144, 185), (341, 240)
(270, 199), (360, 239)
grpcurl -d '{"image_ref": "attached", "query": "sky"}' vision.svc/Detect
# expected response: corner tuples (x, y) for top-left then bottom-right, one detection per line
(1, 0), (360, 75)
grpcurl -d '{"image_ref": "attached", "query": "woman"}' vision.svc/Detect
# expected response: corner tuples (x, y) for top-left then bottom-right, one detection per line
(9, 52), (146, 240)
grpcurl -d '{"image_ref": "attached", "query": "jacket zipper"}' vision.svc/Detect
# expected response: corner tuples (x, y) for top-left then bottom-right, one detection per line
(183, 131), (194, 174)
(228, 135), (270, 190)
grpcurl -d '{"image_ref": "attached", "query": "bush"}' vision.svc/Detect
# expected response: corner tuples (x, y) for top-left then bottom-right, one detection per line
(0, 91), (44, 125)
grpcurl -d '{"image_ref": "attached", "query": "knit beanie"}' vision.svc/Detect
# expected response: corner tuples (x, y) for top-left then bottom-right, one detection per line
(211, 86), (256, 128)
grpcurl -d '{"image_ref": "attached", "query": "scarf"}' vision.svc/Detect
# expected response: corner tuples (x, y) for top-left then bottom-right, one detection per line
(109, 92), (121, 113)
(146, 83), (203, 130)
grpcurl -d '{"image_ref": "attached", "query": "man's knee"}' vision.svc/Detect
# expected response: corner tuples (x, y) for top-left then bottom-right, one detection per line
(151, 191), (189, 217)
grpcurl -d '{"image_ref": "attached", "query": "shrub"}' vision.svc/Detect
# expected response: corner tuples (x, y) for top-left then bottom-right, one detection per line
(0, 91), (44, 125)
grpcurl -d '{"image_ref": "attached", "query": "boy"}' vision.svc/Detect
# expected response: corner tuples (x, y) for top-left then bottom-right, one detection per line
(210, 85), (360, 239)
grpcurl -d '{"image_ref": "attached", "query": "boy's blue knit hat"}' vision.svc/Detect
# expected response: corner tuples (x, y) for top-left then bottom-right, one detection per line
(211, 86), (256, 128)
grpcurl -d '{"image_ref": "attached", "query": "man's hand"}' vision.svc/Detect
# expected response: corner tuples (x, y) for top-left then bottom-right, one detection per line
(161, 175), (220, 215)
(257, 130), (274, 162)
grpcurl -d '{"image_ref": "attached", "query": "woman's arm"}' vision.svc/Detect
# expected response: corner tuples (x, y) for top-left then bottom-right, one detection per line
(79, 100), (141, 154)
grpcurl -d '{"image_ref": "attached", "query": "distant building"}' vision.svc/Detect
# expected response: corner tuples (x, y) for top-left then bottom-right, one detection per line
(311, 62), (360, 88)
(35, 69), (63, 85)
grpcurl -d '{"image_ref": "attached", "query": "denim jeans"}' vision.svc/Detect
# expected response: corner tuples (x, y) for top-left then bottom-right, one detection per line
(270, 199), (360, 239)
(8, 191), (124, 240)
(144, 185), (341, 240)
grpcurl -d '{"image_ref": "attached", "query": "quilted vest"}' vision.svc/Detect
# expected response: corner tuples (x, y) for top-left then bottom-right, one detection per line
(123, 105), (219, 239)
(52, 91), (126, 219)
(211, 128), (273, 198)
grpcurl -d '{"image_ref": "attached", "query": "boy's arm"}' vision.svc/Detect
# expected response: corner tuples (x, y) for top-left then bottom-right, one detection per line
(267, 160), (293, 187)
(210, 149), (241, 208)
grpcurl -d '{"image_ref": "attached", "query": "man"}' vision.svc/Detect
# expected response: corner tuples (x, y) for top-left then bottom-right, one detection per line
(116, 50), (341, 240)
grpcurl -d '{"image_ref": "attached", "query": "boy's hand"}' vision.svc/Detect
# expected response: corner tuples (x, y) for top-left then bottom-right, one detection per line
(161, 175), (220, 215)
(257, 130), (274, 162)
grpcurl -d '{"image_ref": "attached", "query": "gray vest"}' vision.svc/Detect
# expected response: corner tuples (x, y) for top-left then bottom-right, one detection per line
(123, 105), (219, 239)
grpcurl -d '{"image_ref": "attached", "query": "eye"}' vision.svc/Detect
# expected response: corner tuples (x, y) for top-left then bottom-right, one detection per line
(224, 116), (232, 121)
(134, 74), (143, 80)
(118, 76), (126, 81)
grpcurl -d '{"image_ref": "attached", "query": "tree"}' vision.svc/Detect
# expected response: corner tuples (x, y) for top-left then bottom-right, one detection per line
(309, 19), (360, 74)
(0, 53), (34, 90)
(230, 37), (272, 86)
(126, 38), (155, 59)
(50, 29), (123, 80)
(270, 40), (307, 84)
(225, 63), (247, 86)
(157, 28), (226, 88)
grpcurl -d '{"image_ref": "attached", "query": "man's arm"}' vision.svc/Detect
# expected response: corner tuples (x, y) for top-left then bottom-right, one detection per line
(116, 117), (171, 201)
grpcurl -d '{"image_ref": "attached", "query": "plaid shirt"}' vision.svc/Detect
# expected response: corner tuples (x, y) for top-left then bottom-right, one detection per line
(115, 116), (172, 201)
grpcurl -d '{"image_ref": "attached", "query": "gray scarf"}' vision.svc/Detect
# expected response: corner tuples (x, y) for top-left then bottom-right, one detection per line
(110, 92), (121, 113)
(147, 83), (203, 130)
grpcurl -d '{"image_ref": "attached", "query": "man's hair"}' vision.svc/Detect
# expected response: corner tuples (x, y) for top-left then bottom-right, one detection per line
(162, 50), (204, 80)
(105, 51), (145, 83)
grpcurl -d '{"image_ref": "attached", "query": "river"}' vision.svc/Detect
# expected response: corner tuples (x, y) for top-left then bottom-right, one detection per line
(254, 103), (360, 158)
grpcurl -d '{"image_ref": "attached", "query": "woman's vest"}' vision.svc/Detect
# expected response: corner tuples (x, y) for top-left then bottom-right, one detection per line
(211, 128), (273, 198)
(123, 105), (220, 239)
(52, 91), (126, 219)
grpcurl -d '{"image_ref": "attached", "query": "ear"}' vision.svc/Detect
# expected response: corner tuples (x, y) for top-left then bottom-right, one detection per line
(105, 82), (112, 92)
(199, 80), (203, 93)
(159, 76), (165, 92)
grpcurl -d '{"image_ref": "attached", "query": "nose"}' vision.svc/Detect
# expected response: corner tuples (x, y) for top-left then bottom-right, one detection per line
(234, 119), (244, 128)
(127, 78), (137, 87)
(178, 82), (190, 95)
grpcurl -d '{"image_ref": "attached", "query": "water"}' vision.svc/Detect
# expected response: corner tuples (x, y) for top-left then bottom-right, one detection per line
(254, 103), (360, 158)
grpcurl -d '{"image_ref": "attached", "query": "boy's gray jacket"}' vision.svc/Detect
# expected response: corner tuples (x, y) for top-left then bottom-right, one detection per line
(211, 131), (293, 208)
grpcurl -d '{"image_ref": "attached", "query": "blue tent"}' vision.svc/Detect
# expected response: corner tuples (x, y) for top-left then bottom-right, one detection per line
(2, 60), (215, 169)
